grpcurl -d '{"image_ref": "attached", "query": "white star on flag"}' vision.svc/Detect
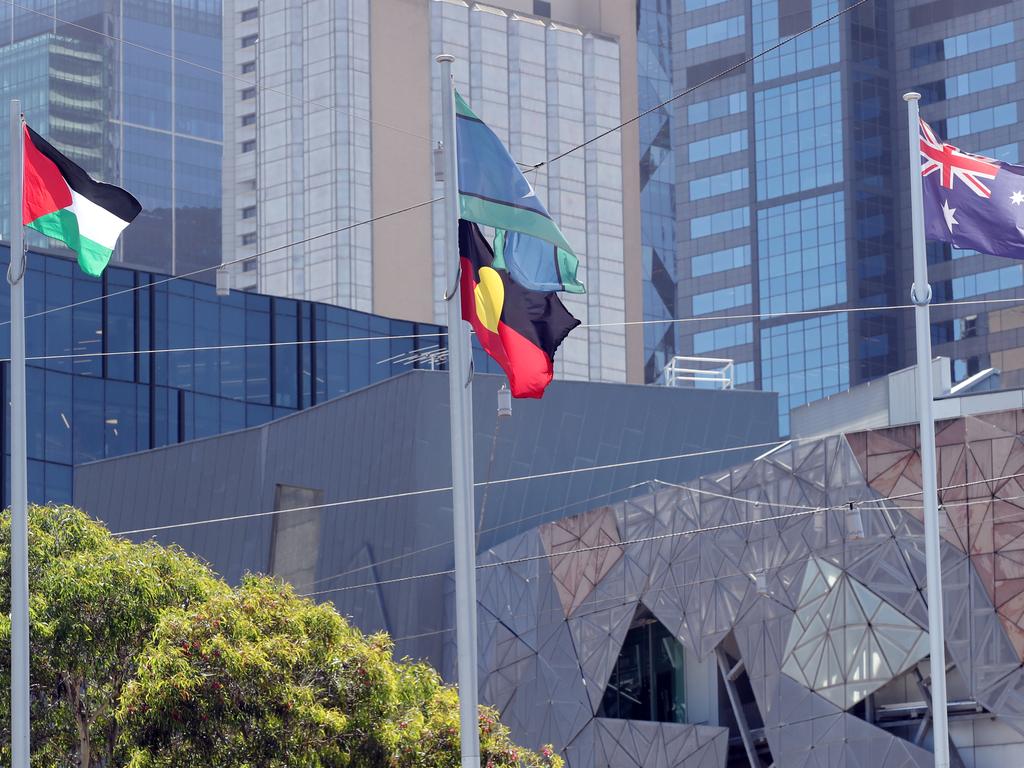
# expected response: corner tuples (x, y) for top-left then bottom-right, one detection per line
(1012, 191), (1024, 206)
(942, 199), (958, 233)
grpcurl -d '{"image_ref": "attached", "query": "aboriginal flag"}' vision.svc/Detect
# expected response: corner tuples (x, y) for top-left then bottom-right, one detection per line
(459, 220), (579, 399)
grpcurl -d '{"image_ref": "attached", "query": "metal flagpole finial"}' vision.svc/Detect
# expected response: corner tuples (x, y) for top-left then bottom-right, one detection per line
(903, 91), (921, 102)
(436, 53), (455, 64)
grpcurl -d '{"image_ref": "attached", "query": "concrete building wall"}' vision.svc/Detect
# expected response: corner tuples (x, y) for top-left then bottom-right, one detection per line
(223, 0), (644, 383)
(74, 371), (779, 666)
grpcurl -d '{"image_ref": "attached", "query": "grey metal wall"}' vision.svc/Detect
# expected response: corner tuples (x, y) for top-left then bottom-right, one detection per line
(74, 371), (777, 664)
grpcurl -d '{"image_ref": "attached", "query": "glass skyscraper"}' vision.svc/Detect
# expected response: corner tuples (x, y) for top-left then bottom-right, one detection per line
(638, 0), (679, 383)
(0, 0), (223, 278)
(644, 0), (1022, 433)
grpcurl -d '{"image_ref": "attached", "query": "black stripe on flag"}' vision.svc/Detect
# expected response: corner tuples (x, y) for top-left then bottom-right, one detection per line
(26, 125), (142, 223)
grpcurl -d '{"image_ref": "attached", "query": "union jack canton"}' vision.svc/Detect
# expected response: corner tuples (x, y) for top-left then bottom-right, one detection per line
(920, 118), (1024, 259)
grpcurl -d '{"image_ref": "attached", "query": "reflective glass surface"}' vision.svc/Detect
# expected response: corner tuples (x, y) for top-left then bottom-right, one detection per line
(692, 284), (752, 315)
(752, 0), (839, 82)
(690, 168), (749, 201)
(638, 0), (678, 382)
(689, 129), (748, 162)
(761, 313), (850, 433)
(686, 16), (745, 50)
(755, 73), (843, 200)
(952, 265), (1024, 299)
(693, 322), (753, 354)
(947, 103), (1017, 139)
(691, 245), (751, 277)
(0, 1), (223, 276)
(0, 246), (489, 507)
(690, 206), (751, 239)
(687, 91), (746, 125)
(758, 192), (846, 314)
(910, 22), (1014, 67)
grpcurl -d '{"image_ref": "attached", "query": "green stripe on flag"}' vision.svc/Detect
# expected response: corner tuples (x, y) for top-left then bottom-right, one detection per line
(459, 195), (584, 293)
(27, 209), (114, 277)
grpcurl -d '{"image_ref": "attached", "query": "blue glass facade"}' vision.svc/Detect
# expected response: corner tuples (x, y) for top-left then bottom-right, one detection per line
(0, 1), (223, 278)
(637, 0), (679, 383)
(0, 246), (481, 507)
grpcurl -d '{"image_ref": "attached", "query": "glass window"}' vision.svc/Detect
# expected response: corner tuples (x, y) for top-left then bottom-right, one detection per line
(690, 206), (750, 239)
(72, 376), (104, 464)
(175, 137), (222, 275)
(755, 72), (843, 200)
(104, 269), (136, 382)
(241, 87), (256, 100)
(693, 322), (753, 354)
(761, 313), (849, 433)
(598, 609), (686, 723)
(689, 130), (748, 162)
(241, 139), (256, 153)
(241, 61), (256, 75)
(241, 112), (256, 126)
(685, 0), (727, 10)
(242, 205), (257, 219)
(104, 380), (138, 458)
(952, 265), (1024, 299)
(688, 91), (746, 125)
(690, 168), (749, 200)
(753, 0), (839, 82)
(44, 371), (72, 465)
(692, 245), (751, 277)
(947, 103), (1018, 139)
(241, 8), (258, 21)
(241, 232), (257, 245)
(686, 16), (745, 49)
(241, 34), (258, 48)
(758, 192), (847, 313)
(692, 283), (752, 315)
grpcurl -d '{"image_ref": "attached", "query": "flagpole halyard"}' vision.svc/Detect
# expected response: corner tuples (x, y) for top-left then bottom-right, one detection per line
(904, 91), (951, 768)
(437, 54), (482, 768)
(8, 98), (31, 768)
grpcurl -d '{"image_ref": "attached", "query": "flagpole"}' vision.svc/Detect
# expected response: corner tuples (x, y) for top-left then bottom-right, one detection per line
(8, 99), (30, 768)
(904, 91), (950, 768)
(437, 54), (481, 768)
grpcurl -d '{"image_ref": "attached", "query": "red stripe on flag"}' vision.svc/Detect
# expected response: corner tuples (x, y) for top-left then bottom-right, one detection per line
(22, 124), (72, 225)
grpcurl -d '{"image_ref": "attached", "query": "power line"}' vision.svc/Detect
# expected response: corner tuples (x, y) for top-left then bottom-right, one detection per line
(301, 470), (1024, 598)
(527, 0), (874, 173)
(111, 436), (801, 536)
(4, 293), (1023, 366)
(0, 197), (442, 330)
(2, 0), (433, 144)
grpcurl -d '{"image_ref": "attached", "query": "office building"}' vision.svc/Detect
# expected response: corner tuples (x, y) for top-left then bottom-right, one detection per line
(637, 0), (1024, 435)
(0, 243), (456, 506)
(221, 0), (645, 384)
(0, 0), (224, 278)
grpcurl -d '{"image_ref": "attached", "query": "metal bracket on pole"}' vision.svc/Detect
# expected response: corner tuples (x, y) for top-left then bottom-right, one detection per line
(911, 282), (932, 307)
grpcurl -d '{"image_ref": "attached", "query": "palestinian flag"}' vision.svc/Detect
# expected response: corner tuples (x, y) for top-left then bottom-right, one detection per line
(459, 220), (579, 399)
(22, 124), (142, 276)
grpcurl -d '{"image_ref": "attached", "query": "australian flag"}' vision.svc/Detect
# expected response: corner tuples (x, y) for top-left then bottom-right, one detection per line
(921, 118), (1024, 258)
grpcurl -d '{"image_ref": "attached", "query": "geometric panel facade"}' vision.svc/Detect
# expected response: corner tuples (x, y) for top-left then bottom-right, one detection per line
(468, 410), (1024, 766)
(782, 557), (930, 709)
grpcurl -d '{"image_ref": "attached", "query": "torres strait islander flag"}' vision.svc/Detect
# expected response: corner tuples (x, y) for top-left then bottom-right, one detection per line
(459, 220), (579, 399)
(22, 124), (142, 276)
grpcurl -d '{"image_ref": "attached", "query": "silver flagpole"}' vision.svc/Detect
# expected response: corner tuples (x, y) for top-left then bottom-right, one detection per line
(903, 91), (950, 768)
(436, 54), (481, 768)
(8, 99), (30, 768)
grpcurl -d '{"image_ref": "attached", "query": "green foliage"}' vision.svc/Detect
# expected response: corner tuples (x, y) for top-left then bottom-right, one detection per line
(0, 505), (224, 767)
(0, 506), (562, 768)
(118, 575), (562, 768)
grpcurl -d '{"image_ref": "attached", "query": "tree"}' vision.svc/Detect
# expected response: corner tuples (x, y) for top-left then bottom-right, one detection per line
(0, 505), (224, 767)
(0, 505), (561, 768)
(118, 575), (562, 768)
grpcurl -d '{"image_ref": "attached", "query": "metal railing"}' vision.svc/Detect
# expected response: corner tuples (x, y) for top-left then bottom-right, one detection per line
(661, 356), (735, 390)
